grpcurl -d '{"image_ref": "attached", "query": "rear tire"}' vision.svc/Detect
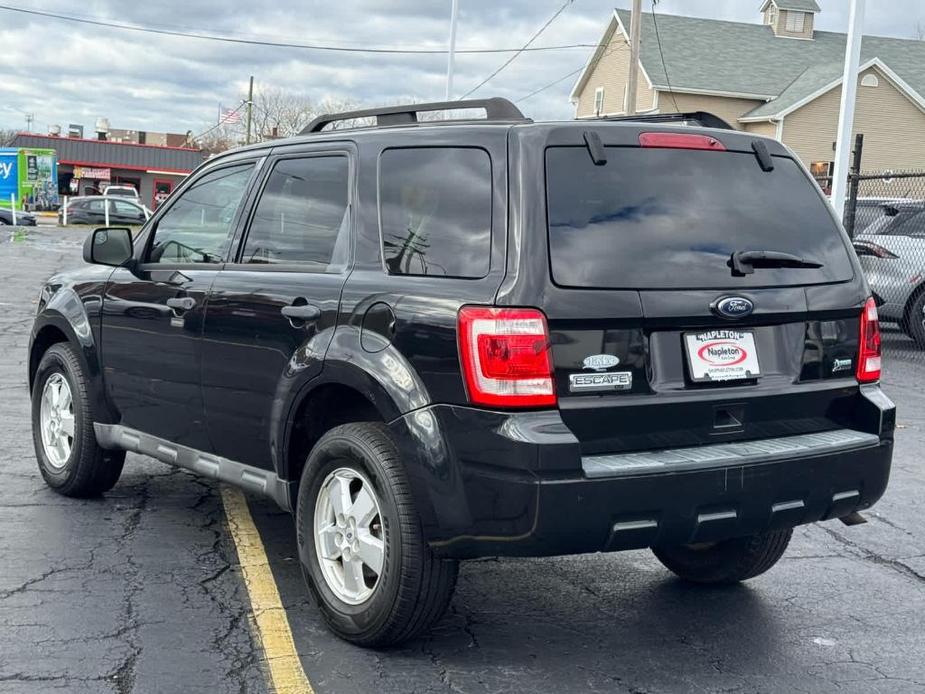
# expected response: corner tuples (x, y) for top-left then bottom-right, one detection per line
(652, 529), (792, 585)
(31, 343), (125, 497)
(902, 292), (925, 348)
(296, 422), (458, 647)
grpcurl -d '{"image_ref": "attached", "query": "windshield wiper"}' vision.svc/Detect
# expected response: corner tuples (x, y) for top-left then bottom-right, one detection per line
(729, 250), (824, 276)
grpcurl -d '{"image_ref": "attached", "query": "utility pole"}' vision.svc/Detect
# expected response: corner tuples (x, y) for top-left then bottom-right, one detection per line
(831, 0), (865, 217)
(245, 75), (254, 145)
(625, 0), (643, 116)
(445, 0), (459, 101)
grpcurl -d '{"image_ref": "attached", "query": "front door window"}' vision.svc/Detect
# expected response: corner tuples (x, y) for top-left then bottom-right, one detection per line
(147, 165), (254, 264)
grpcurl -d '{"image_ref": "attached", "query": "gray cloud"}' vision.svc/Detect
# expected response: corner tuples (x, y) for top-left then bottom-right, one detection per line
(2, 0), (922, 135)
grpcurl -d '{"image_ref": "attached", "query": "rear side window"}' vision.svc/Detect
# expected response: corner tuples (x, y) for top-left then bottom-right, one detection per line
(546, 146), (855, 289)
(241, 156), (350, 269)
(379, 147), (491, 278)
(883, 209), (925, 237)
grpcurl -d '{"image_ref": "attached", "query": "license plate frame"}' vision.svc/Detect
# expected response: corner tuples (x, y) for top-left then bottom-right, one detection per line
(684, 330), (761, 383)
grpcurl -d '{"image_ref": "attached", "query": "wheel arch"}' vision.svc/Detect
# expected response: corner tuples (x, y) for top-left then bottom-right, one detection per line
(30, 297), (116, 424)
(901, 279), (925, 326)
(279, 361), (405, 506)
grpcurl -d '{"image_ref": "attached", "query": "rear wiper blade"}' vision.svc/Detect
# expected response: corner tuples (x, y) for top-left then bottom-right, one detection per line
(729, 250), (824, 276)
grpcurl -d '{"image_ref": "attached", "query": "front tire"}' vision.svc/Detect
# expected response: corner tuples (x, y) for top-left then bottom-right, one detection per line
(31, 343), (125, 497)
(652, 529), (793, 585)
(297, 422), (458, 647)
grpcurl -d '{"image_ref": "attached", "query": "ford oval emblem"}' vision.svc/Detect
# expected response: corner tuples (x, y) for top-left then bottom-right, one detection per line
(712, 296), (754, 320)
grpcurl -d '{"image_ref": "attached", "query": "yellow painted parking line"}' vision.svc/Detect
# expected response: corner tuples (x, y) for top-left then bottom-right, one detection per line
(221, 486), (314, 694)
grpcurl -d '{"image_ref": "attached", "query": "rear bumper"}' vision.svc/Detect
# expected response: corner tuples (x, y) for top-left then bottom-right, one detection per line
(392, 386), (894, 560)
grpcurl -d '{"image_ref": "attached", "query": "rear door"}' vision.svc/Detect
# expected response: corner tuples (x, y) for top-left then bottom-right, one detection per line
(200, 146), (354, 470)
(109, 199), (147, 226)
(505, 126), (868, 456)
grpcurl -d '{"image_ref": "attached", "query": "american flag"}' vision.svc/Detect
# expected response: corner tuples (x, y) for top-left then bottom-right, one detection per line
(220, 105), (241, 124)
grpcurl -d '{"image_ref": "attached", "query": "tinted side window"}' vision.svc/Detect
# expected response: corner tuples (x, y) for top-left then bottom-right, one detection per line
(112, 200), (142, 216)
(148, 164), (254, 264)
(241, 156), (350, 269)
(379, 147), (491, 278)
(87, 199), (105, 214)
(887, 210), (925, 236)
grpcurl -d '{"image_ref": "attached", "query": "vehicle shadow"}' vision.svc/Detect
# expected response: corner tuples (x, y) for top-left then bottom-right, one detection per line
(250, 495), (787, 694)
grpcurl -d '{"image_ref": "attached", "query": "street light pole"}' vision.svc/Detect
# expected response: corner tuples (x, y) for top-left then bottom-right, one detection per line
(245, 75), (254, 145)
(445, 0), (459, 101)
(831, 0), (865, 218)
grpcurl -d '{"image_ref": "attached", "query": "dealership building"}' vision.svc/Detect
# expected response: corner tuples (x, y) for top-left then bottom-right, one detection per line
(9, 133), (207, 210)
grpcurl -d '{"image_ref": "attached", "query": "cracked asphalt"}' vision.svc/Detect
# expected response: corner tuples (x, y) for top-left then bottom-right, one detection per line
(2, 227), (924, 694)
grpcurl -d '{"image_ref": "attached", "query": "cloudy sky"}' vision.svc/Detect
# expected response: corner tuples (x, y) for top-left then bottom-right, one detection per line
(1, 0), (923, 137)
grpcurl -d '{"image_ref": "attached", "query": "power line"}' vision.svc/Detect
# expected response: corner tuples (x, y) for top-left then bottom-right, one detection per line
(460, 0), (575, 100)
(650, 0), (680, 112)
(0, 4), (596, 55)
(516, 43), (627, 104)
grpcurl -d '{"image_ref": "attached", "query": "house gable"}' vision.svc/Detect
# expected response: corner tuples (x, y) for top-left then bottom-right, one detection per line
(741, 57), (925, 123)
(571, 11), (656, 118)
(784, 63), (925, 171)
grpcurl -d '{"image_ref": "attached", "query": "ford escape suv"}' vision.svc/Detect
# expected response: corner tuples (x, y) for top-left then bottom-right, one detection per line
(28, 98), (894, 647)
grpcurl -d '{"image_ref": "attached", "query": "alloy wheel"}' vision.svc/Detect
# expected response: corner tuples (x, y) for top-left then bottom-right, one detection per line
(39, 373), (75, 469)
(313, 467), (385, 605)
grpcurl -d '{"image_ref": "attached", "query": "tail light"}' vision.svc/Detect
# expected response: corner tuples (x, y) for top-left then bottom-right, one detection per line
(853, 240), (898, 259)
(457, 306), (556, 408)
(856, 297), (881, 383)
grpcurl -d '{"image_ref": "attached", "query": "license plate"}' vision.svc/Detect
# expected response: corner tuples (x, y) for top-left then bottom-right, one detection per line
(684, 330), (760, 382)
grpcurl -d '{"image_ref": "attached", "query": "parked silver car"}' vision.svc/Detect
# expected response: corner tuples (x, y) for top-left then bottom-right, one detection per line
(855, 202), (925, 346)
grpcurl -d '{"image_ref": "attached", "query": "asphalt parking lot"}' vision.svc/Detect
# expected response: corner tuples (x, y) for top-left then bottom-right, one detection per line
(2, 227), (924, 694)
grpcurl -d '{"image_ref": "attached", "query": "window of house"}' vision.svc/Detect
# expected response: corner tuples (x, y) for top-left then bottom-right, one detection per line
(785, 11), (805, 32)
(767, 5), (778, 25)
(809, 161), (835, 193)
(379, 147), (492, 279)
(594, 87), (605, 116)
(861, 74), (880, 88)
(241, 156), (350, 269)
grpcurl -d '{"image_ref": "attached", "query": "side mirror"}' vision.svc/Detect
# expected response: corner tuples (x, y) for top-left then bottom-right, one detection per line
(83, 227), (134, 267)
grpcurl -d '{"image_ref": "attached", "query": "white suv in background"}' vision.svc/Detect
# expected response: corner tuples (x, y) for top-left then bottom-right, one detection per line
(102, 185), (140, 199)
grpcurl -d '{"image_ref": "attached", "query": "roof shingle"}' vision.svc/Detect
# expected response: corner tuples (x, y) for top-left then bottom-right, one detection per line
(601, 9), (925, 120)
(769, 0), (822, 12)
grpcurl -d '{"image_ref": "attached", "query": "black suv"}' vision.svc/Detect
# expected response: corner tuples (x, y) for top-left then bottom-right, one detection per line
(29, 99), (894, 647)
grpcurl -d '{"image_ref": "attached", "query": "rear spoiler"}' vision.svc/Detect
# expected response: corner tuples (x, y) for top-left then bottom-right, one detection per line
(589, 111), (735, 131)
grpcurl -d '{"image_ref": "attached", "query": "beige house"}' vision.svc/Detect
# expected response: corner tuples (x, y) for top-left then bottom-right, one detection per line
(571, 1), (925, 180)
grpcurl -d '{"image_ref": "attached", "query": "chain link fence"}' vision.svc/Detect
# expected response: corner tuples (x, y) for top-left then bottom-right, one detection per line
(844, 170), (925, 365)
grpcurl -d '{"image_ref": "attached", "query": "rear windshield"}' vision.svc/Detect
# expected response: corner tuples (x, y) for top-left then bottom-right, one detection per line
(546, 146), (855, 289)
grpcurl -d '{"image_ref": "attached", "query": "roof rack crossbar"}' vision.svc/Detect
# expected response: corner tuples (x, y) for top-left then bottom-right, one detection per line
(301, 97), (528, 134)
(594, 111), (735, 131)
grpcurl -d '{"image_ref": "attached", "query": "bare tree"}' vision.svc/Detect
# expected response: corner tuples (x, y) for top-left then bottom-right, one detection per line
(192, 87), (453, 151)
(0, 129), (18, 146)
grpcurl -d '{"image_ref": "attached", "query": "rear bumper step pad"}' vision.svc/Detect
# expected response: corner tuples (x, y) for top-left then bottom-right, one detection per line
(583, 429), (881, 479)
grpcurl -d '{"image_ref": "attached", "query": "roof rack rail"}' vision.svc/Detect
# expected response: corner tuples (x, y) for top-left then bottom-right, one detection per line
(596, 111), (735, 131)
(301, 97), (529, 134)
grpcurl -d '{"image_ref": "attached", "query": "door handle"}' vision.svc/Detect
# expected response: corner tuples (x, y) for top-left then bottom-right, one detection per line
(166, 296), (197, 311)
(281, 304), (321, 321)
